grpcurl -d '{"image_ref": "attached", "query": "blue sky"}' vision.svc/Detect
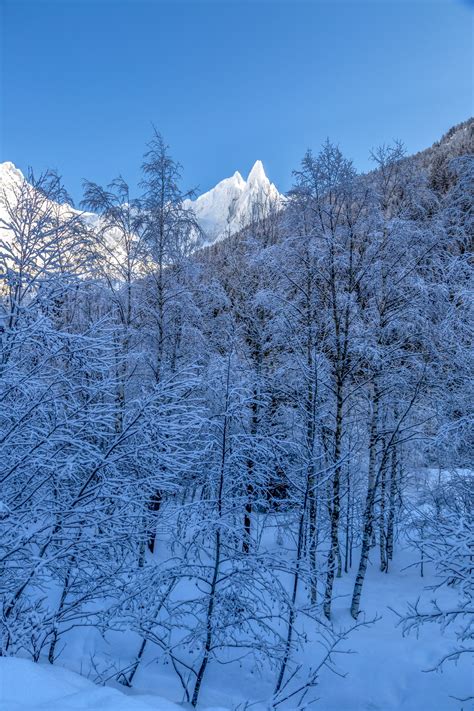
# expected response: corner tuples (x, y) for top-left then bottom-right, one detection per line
(1, 0), (472, 202)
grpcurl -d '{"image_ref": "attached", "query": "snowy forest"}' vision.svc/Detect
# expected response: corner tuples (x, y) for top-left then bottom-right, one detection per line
(0, 119), (473, 710)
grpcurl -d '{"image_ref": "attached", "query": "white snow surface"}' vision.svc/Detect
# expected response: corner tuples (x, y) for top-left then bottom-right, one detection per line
(0, 658), (223, 711)
(183, 160), (282, 244)
(0, 657), (184, 710)
(0, 161), (24, 189)
(0, 162), (25, 221)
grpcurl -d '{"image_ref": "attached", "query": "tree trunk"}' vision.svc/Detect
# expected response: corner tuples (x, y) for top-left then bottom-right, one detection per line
(379, 437), (387, 572)
(243, 396), (258, 553)
(274, 489), (309, 698)
(344, 468), (351, 573)
(323, 382), (343, 619)
(243, 482), (254, 554)
(308, 486), (318, 603)
(147, 489), (163, 553)
(350, 385), (380, 619)
(385, 446), (398, 566)
(191, 359), (230, 707)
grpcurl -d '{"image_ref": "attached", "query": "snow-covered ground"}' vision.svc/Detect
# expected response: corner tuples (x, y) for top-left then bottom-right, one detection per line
(314, 547), (473, 711)
(1, 538), (471, 711)
(0, 657), (184, 711)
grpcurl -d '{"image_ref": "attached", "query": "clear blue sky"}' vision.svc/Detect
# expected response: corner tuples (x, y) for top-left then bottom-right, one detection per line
(1, 0), (472, 202)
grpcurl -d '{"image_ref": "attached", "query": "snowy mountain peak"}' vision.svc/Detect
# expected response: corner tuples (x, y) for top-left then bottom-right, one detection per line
(247, 159), (267, 186)
(184, 160), (282, 245)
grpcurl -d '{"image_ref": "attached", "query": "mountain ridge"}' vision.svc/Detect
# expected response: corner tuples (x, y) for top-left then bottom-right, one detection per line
(0, 158), (283, 248)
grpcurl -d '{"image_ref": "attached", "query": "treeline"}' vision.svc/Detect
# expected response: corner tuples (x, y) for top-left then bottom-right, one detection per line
(0, 123), (472, 706)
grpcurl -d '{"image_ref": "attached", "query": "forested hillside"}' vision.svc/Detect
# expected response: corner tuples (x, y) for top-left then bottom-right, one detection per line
(0, 120), (472, 710)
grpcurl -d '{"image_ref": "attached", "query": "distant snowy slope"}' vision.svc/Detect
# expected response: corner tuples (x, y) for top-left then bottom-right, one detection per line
(0, 161), (25, 217)
(184, 160), (282, 244)
(0, 163), (125, 275)
(0, 161), (24, 190)
(0, 161), (85, 229)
